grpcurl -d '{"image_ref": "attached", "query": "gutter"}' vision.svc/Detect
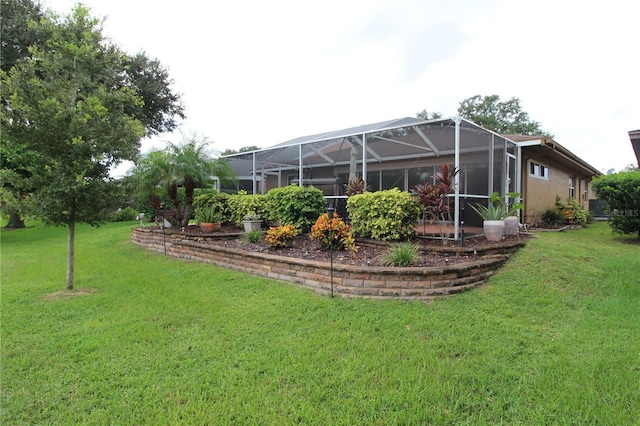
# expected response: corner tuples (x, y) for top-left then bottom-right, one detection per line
(516, 138), (601, 178)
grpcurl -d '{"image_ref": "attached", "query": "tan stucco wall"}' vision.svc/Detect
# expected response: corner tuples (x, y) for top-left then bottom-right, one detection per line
(522, 154), (596, 224)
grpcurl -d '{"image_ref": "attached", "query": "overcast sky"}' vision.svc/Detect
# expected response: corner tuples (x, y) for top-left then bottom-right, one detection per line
(44, 0), (639, 176)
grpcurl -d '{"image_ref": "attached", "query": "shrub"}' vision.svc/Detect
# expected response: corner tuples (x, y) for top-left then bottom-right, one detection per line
(380, 242), (420, 266)
(265, 224), (298, 248)
(264, 185), (325, 233)
(540, 207), (564, 226)
(347, 188), (421, 241)
(310, 213), (357, 253)
(227, 191), (267, 227)
(592, 170), (640, 238)
(111, 207), (137, 222)
(557, 197), (589, 225)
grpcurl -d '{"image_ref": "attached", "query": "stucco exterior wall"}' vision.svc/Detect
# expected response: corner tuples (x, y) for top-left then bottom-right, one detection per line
(522, 154), (596, 224)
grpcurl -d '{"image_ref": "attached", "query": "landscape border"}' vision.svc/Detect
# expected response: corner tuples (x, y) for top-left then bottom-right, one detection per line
(131, 227), (528, 302)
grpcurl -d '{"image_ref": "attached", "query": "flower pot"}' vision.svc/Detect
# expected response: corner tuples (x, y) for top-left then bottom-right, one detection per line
(243, 220), (262, 232)
(483, 220), (505, 242)
(504, 216), (519, 236)
(200, 222), (221, 233)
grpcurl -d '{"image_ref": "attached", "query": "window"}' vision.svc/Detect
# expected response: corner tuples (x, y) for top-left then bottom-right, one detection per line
(366, 171), (380, 192)
(381, 169), (405, 190)
(569, 176), (575, 198)
(529, 161), (549, 180)
(408, 167), (432, 191)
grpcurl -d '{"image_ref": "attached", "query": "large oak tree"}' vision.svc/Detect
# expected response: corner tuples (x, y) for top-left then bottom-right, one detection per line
(457, 94), (553, 138)
(416, 94), (553, 138)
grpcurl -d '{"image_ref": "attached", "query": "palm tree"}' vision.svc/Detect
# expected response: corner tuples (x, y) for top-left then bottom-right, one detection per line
(134, 134), (236, 227)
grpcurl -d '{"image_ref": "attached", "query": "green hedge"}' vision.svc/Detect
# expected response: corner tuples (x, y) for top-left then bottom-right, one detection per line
(592, 170), (640, 238)
(110, 206), (137, 222)
(347, 188), (421, 241)
(264, 185), (325, 233)
(227, 192), (267, 227)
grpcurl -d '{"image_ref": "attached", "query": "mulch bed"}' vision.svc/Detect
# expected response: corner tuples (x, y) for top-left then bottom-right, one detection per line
(175, 224), (531, 268)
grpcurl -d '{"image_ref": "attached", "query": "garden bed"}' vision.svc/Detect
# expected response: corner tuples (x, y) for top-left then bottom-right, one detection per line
(174, 224), (531, 267)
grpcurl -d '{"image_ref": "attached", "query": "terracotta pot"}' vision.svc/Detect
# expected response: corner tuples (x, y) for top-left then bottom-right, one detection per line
(483, 220), (505, 242)
(504, 216), (519, 236)
(200, 222), (221, 233)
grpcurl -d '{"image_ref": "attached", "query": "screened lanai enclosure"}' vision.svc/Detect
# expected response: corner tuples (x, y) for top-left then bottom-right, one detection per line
(222, 116), (520, 237)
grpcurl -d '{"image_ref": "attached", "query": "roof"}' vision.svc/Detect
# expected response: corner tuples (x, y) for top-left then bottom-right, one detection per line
(506, 134), (601, 178)
(222, 116), (469, 179)
(629, 129), (640, 165)
(223, 118), (603, 185)
(268, 117), (426, 149)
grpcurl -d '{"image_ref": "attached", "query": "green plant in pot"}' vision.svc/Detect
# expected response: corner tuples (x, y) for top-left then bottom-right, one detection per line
(503, 192), (524, 235)
(195, 205), (223, 232)
(242, 211), (263, 232)
(193, 192), (228, 233)
(470, 192), (510, 242)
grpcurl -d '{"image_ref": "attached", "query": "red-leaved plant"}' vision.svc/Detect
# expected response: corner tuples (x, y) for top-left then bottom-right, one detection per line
(413, 164), (459, 244)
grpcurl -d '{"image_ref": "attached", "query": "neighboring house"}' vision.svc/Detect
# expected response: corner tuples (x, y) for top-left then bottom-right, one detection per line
(504, 135), (601, 225)
(630, 129), (640, 166)
(223, 116), (600, 234)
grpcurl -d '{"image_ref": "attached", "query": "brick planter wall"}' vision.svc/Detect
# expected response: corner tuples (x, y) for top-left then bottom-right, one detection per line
(131, 227), (526, 302)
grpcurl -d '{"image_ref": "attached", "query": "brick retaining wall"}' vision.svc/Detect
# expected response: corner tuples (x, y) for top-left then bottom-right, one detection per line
(131, 227), (526, 302)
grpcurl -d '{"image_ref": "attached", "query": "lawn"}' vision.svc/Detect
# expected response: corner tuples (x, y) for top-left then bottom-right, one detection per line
(1, 221), (639, 424)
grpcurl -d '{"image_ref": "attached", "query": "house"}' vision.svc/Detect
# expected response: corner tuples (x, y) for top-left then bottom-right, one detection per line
(222, 116), (601, 235)
(630, 129), (640, 166)
(503, 134), (601, 225)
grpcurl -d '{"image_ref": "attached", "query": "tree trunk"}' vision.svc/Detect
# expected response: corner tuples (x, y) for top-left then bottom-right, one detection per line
(168, 182), (182, 226)
(4, 208), (25, 229)
(66, 220), (75, 290)
(182, 183), (194, 228)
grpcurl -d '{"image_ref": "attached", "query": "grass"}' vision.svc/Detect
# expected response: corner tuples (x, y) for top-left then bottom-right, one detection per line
(1, 221), (639, 424)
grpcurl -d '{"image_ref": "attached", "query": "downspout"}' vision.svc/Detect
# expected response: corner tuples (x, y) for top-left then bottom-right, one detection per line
(516, 144), (522, 195)
(516, 143), (522, 215)
(252, 152), (257, 194)
(489, 134), (494, 195)
(299, 143), (303, 186)
(362, 133), (367, 191)
(453, 116), (461, 239)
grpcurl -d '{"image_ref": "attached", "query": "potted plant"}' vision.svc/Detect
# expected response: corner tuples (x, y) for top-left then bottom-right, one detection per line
(242, 211), (263, 232)
(195, 205), (222, 233)
(470, 192), (508, 242)
(503, 192), (524, 236)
